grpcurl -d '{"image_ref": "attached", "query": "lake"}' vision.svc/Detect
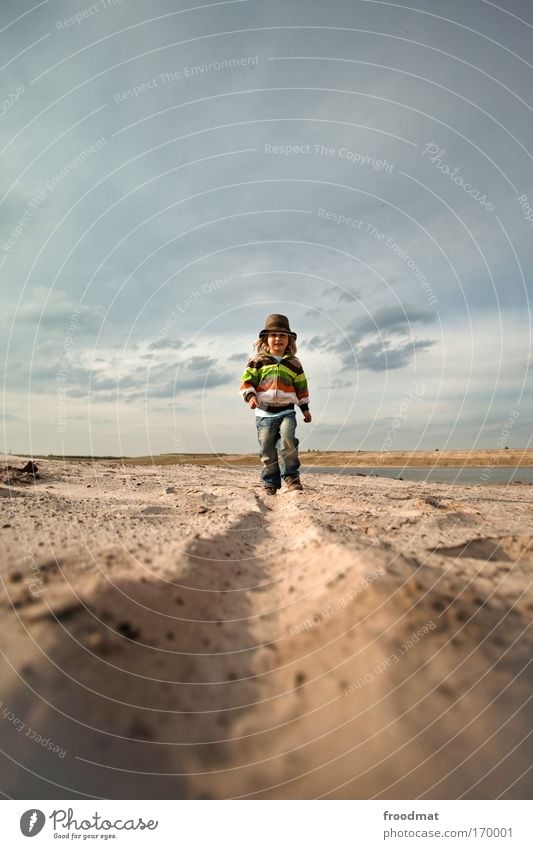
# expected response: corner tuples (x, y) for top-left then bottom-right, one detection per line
(302, 466), (533, 486)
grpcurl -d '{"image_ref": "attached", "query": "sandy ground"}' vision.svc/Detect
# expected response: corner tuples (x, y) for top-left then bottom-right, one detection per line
(0, 455), (531, 800)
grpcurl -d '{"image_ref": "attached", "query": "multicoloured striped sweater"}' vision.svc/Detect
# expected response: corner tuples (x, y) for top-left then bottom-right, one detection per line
(240, 353), (310, 413)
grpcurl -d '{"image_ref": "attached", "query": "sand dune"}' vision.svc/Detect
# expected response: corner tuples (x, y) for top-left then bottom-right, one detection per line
(0, 455), (531, 799)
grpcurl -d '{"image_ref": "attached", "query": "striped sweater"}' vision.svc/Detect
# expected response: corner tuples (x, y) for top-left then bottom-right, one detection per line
(240, 353), (310, 413)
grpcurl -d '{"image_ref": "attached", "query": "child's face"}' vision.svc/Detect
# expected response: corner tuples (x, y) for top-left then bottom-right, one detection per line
(267, 333), (289, 354)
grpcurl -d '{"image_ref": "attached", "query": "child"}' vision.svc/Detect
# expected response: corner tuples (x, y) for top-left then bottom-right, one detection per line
(240, 314), (312, 494)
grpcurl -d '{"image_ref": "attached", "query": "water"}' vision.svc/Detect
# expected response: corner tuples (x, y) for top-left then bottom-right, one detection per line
(302, 466), (533, 486)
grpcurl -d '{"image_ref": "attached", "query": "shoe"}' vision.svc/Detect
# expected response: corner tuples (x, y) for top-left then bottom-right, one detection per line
(264, 487), (278, 495)
(286, 479), (303, 491)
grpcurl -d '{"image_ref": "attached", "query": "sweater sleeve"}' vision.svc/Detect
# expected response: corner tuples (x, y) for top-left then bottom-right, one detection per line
(239, 359), (259, 402)
(292, 360), (310, 412)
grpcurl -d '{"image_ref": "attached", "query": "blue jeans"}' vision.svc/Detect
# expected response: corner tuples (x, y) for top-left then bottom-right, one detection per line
(256, 412), (300, 489)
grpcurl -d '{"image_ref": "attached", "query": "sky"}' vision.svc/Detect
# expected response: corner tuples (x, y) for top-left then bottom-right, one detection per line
(1, 0), (532, 456)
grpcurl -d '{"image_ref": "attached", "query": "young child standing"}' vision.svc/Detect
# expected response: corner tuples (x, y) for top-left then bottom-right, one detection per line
(240, 314), (312, 494)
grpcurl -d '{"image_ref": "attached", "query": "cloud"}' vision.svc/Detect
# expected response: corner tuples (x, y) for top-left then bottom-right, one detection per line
(3, 348), (232, 404)
(304, 335), (326, 350)
(148, 338), (184, 350)
(97, 356), (231, 401)
(335, 337), (435, 372)
(317, 378), (354, 389)
(12, 287), (102, 332)
(349, 305), (435, 338)
(335, 289), (361, 303)
(185, 355), (217, 370)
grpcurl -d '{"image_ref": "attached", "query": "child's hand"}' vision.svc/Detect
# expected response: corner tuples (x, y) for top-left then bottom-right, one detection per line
(248, 397), (258, 409)
(303, 411), (312, 423)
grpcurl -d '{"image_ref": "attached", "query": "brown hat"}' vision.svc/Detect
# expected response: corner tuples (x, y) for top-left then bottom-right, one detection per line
(259, 313), (297, 339)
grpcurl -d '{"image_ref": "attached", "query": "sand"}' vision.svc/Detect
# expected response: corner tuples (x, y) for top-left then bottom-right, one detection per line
(0, 454), (531, 799)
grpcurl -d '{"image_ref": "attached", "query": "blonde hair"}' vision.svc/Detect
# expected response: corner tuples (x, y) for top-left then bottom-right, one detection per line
(253, 336), (298, 356)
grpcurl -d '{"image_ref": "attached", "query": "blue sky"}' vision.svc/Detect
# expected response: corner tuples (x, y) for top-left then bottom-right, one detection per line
(1, 0), (532, 455)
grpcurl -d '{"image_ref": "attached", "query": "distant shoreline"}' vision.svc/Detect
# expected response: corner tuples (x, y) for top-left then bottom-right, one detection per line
(12, 449), (533, 468)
